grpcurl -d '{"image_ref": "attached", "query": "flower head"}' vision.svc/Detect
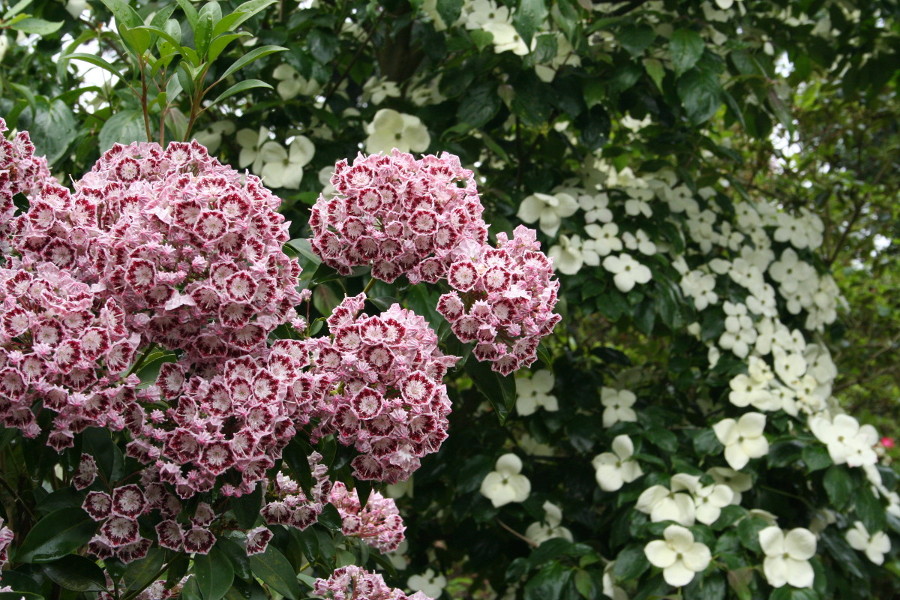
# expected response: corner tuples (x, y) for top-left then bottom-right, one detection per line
(644, 524), (711, 587)
(759, 526), (816, 588)
(480, 453), (530, 508)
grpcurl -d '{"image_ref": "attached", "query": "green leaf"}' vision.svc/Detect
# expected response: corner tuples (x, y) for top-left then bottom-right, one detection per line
(801, 444), (831, 472)
(307, 28), (339, 63)
(317, 503), (343, 532)
(684, 572), (727, 600)
(573, 569), (595, 599)
(248, 545), (300, 600)
(468, 358), (516, 425)
(456, 81), (500, 129)
(693, 428), (723, 456)
(436, 0), (463, 26)
(15, 507), (96, 563)
(213, 0), (277, 36)
(736, 516), (769, 553)
(195, 547), (234, 600)
(576, 105), (610, 150)
(207, 79), (273, 109)
(175, 0), (200, 30)
(613, 544), (649, 581)
(646, 427), (678, 453)
(855, 484), (887, 534)
(41, 555), (106, 592)
(677, 68), (722, 124)
(524, 561), (570, 600)
(819, 529), (865, 579)
(643, 57), (665, 91)
(99, 110), (147, 153)
(216, 537), (251, 580)
(9, 17), (62, 35)
(513, 0), (548, 48)
(670, 29), (704, 76)
(195, 1), (222, 57)
(0, 594), (44, 600)
(123, 548), (165, 591)
(27, 99), (76, 165)
(131, 24), (183, 51)
(767, 440), (803, 468)
(769, 587), (819, 600)
(64, 53), (124, 79)
(3, 0), (33, 19)
(208, 32), (249, 62)
(99, 0), (142, 27)
(617, 24), (655, 57)
(218, 45), (286, 81)
(230, 484), (263, 529)
(823, 465), (853, 509)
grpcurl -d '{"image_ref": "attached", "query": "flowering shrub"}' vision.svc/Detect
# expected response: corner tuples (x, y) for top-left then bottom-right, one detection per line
(0, 1), (897, 599)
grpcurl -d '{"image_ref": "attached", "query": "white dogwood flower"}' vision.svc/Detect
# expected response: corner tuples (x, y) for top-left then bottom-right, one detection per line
(518, 191), (579, 237)
(515, 370), (558, 416)
(644, 525), (711, 587)
(601, 387), (637, 427)
(602, 253), (652, 292)
(259, 136), (315, 189)
(635, 474), (698, 526)
(713, 412), (769, 470)
(759, 526), (816, 588)
(480, 454), (530, 508)
(525, 501), (573, 546)
(846, 521), (891, 565)
(592, 434), (643, 492)
(808, 413), (879, 467)
(407, 569), (447, 598)
(364, 109), (430, 154)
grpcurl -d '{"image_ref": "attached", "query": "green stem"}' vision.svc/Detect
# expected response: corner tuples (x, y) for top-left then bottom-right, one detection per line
(124, 343), (158, 378)
(138, 55), (153, 143)
(362, 277), (377, 296)
(119, 554), (180, 600)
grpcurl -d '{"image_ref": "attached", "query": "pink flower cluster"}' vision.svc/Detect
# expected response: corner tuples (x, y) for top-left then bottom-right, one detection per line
(307, 294), (458, 483)
(0, 118), (52, 245)
(83, 484), (152, 563)
(0, 261), (144, 449)
(328, 481), (405, 553)
(262, 453), (333, 536)
(309, 150), (488, 284)
(12, 141), (302, 362)
(127, 341), (317, 499)
(437, 226), (561, 374)
(313, 565), (433, 600)
(0, 517), (13, 569)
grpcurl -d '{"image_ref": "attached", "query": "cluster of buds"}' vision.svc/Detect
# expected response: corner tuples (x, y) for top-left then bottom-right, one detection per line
(309, 150), (488, 284)
(12, 141), (303, 362)
(437, 226), (561, 374)
(307, 294), (458, 483)
(0, 118), (52, 247)
(262, 453), (333, 534)
(0, 261), (143, 449)
(328, 481), (405, 553)
(313, 565), (433, 600)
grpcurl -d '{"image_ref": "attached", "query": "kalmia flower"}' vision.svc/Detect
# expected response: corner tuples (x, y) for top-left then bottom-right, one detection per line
(313, 565), (433, 600)
(309, 150), (488, 284)
(128, 341), (316, 499)
(262, 453), (333, 534)
(84, 485), (151, 563)
(0, 518), (13, 569)
(329, 481), (405, 553)
(0, 118), (53, 247)
(437, 226), (561, 374)
(13, 141), (303, 362)
(0, 261), (143, 448)
(307, 294), (458, 483)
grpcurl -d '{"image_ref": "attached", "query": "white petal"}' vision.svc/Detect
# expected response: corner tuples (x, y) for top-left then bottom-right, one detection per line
(611, 435), (634, 459)
(784, 528), (816, 560)
(682, 542), (711, 572)
(763, 557), (788, 588)
(713, 419), (737, 445)
(595, 465), (624, 492)
(644, 540), (677, 568)
(664, 525), (694, 550)
(636, 486), (669, 513)
(737, 412), (767, 436)
(496, 453), (523, 474)
(785, 557), (814, 588)
(663, 561), (696, 587)
(758, 527), (785, 555)
(724, 444), (749, 470)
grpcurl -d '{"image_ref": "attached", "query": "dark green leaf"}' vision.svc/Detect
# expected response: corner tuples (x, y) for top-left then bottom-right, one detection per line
(99, 0), (143, 27)
(612, 544), (649, 581)
(15, 507), (96, 563)
(468, 358), (516, 425)
(195, 1), (222, 57)
(230, 485), (263, 529)
(618, 25), (655, 57)
(524, 561), (571, 600)
(219, 45), (287, 81)
(195, 547), (234, 600)
(308, 28), (338, 63)
(767, 440), (803, 468)
(216, 537), (251, 580)
(677, 69), (722, 124)
(41, 555), (106, 592)
(819, 529), (865, 579)
(249, 545), (300, 600)
(646, 427), (678, 453)
(822, 465), (853, 509)
(736, 516), (769, 553)
(456, 81), (500, 129)
(435, 0), (463, 26)
(693, 428), (723, 456)
(854, 484), (886, 534)
(576, 105), (610, 150)
(318, 503), (343, 532)
(513, 0), (549, 47)
(123, 548), (165, 591)
(801, 444), (831, 472)
(670, 29), (704, 76)
(684, 572), (726, 600)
